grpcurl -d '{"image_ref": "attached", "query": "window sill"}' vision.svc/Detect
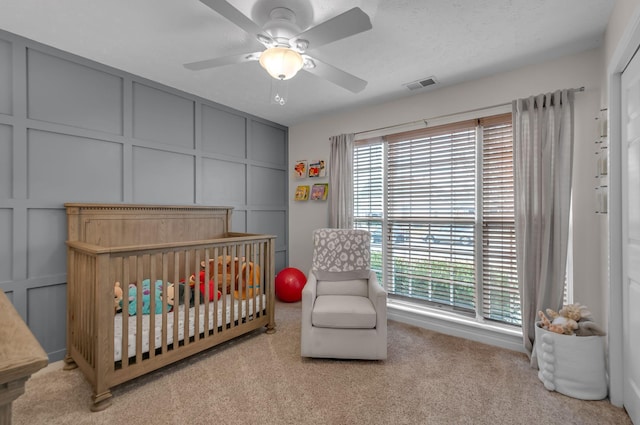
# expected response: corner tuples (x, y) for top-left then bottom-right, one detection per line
(387, 298), (526, 353)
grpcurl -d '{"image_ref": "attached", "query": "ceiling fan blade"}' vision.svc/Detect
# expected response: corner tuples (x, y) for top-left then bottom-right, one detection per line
(199, 0), (267, 40)
(292, 7), (372, 50)
(303, 56), (367, 93)
(184, 52), (260, 71)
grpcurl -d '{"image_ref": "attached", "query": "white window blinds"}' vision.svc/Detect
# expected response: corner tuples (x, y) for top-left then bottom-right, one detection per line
(353, 142), (384, 219)
(354, 113), (520, 326)
(384, 120), (477, 312)
(480, 114), (519, 324)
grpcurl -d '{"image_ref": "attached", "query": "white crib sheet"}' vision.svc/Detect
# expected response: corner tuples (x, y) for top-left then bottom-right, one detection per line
(113, 295), (266, 362)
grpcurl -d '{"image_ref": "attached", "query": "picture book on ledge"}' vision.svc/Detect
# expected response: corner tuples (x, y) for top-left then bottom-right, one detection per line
(310, 183), (329, 201)
(308, 159), (326, 178)
(295, 185), (310, 201)
(294, 160), (307, 179)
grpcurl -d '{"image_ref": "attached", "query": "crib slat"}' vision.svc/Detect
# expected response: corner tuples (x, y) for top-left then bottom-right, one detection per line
(221, 246), (228, 329)
(171, 251), (178, 353)
(230, 244), (236, 329)
(135, 257), (143, 365)
(183, 250), (191, 347)
(193, 250), (201, 342)
(149, 254), (156, 361)
(262, 241), (267, 314)
(162, 252), (169, 355)
(203, 248), (210, 337)
(258, 242), (264, 315)
(121, 257), (130, 369)
(212, 247), (219, 334)
(252, 242), (258, 319)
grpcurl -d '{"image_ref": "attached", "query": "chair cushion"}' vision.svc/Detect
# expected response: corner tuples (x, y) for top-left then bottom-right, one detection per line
(316, 279), (369, 297)
(312, 295), (377, 329)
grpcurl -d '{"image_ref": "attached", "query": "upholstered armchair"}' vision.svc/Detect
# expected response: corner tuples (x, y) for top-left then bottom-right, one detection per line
(301, 228), (387, 360)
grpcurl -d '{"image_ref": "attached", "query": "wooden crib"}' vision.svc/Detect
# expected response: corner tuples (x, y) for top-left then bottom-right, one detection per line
(63, 203), (276, 411)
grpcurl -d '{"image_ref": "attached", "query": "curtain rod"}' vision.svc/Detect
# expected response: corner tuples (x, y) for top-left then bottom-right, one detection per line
(353, 86), (585, 136)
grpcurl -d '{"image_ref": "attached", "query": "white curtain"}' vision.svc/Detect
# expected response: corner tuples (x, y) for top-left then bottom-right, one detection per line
(328, 133), (354, 228)
(513, 90), (574, 366)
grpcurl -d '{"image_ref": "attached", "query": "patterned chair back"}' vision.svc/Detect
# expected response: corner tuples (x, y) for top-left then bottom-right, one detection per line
(311, 228), (371, 282)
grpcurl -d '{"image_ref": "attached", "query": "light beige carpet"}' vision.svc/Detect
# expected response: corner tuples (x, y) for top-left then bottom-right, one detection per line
(12, 301), (631, 425)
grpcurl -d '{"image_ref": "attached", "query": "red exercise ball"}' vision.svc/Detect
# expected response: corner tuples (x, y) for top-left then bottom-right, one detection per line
(275, 267), (307, 302)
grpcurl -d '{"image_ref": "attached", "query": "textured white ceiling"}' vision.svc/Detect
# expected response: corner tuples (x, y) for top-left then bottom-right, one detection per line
(0, 0), (614, 126)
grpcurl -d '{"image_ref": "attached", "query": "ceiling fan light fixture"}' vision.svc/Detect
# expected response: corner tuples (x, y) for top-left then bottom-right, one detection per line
(259, 47), (303, 80)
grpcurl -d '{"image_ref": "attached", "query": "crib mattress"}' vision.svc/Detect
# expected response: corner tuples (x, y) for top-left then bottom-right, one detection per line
(114, 295), (265, 362)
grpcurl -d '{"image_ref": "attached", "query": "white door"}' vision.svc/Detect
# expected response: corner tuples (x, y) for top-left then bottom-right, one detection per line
(621, 47), (640, 424)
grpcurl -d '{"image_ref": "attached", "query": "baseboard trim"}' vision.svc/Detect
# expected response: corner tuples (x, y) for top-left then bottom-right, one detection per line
(388, 300), (526, 354)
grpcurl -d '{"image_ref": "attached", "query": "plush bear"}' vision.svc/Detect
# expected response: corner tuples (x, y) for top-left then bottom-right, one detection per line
(200, 257), (235, 293)
(199, 257), (261, 299)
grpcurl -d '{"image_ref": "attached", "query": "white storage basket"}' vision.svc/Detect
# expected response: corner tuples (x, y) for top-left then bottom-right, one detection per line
(535, 323), (607, 400)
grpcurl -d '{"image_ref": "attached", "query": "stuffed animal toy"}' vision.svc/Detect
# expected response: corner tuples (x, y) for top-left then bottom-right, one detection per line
(560, 303), (592, 322)
(544, 308), (579, 334)
(537, 303), (605, 336)
(197, 257), (260, 300)
(575, 320), (606, 336)
(189, 271), (221, 302)
(166, 283), (177, 309)
(201, 257), (236, 293)
(121, 279), (170, 316)
(114, 281), (123, 313)
(538, 310), (574, 335)
(166, 283), (186, 310)
(170, 281), (205, 306)
(560, 303), (605, 336)
(200, 281), (222, 302)
(234, 262), (261, 300)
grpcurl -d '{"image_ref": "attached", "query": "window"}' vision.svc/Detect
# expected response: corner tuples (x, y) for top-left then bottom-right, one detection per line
(354, 113), (520, 326)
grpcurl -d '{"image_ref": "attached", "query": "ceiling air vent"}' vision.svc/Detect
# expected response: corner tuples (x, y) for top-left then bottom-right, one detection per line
(404, 77), (437, 91)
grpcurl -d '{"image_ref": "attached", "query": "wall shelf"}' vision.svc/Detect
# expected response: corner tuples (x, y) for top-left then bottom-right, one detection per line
(595, 109), (608, 214)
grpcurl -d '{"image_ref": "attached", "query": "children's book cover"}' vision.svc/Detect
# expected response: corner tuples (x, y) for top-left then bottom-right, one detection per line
(310, 183), (329, 201)
(294, 160), (308, 179)
(295, 185), (310, 201)
(308, 159), (326, 178)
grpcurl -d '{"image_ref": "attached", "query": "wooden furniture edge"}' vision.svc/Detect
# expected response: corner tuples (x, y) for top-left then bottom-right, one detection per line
(0, 292), (48, 425)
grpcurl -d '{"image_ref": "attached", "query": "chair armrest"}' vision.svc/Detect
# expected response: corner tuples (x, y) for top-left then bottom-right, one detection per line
(367, 270), (386, 301)
(301, 269), (317, 324)
(302, 269), (317, 300)
(367, 271), (387, 329)
(369, 271), (387, 316)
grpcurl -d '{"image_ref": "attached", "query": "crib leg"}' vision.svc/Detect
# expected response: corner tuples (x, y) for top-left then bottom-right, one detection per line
(266, 322), (276, 334)
(62, 354), (77, 371)
(90, 390), (113, 412)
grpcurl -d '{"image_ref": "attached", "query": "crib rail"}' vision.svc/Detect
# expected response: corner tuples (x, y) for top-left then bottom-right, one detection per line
(65, 234), (275, 409)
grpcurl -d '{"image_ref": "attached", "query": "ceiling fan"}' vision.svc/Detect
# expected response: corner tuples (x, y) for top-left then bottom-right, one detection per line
(184, 0), (372, 94)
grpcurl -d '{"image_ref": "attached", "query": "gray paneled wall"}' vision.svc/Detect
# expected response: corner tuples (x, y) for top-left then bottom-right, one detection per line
(0, 29), (289, 361)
